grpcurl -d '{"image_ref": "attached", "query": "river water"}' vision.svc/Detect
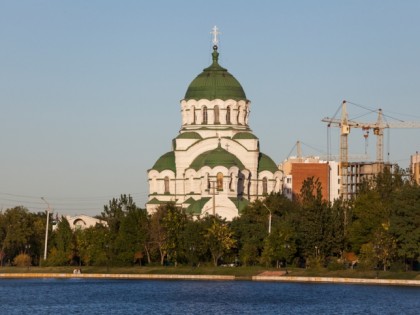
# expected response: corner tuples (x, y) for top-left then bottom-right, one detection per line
(0, 279), (418, 314)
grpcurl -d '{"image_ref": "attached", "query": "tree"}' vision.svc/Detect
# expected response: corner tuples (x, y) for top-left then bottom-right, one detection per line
(76, 225), (109, 266)
(100, 194), (139, 266)
(231, 202), (268, 266)
(148, 205), (169, 265)
(161, 204), (187, 266)
(205, 216), (236, 266)
(261, 220), (296, 268)
(389, 183), (420, 269)
(180, 217), (209, 266)
(47, 217), (75, 265)
(0, 207), (37, 265)
(115, 207), (148, 265)
(292, 177), (334, 263)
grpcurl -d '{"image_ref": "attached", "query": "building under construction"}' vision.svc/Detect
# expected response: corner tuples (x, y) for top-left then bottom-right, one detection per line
(343, 161), (393, 198)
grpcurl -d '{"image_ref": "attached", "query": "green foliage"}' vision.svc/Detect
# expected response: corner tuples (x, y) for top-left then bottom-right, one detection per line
(0, 170), (418, 271)
(205, 216), (236, 266)
(76, 225), (108, 266)
(291, 177), (345, 265)
(180, 218), (209, 266)
(48, 217), (75, 266)
(0, 207), (44, 266)
(261, 220), (296, 267)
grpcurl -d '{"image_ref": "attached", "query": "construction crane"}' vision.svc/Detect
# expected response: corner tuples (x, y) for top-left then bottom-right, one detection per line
(322, 100), (420, 199)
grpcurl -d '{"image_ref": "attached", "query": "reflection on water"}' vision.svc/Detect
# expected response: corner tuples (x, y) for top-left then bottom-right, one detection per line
(0, 279), (419, 314)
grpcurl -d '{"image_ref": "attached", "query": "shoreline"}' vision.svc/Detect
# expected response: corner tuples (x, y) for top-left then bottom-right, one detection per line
(1, 273), (419, 286)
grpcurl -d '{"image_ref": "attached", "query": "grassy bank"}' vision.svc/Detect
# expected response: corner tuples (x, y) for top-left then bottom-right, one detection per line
(1, 266), (419, 280)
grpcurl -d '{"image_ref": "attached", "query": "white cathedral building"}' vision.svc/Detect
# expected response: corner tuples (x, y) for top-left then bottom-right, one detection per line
(147, 30), (282, 220)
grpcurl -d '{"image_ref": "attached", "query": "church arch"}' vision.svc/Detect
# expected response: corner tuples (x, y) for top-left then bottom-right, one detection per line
(191, 105), (196, 124)
(262, 177), (268, 195)
(237, 172), (245, 197)
(164, 176), (170, 194)
(226, 106), (231, 124)
(217, 172), (223, 190)
(202, 106), (208, 124)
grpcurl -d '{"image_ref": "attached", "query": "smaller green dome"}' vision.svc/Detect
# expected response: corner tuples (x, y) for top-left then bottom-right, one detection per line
(184, 46), (246, 101)
(189, 144), (245, 171)
(258, 153), (279, 173)
(176, 132), (203, 139)
(152, 151), (176, 172)
(232, 132), (258, 140)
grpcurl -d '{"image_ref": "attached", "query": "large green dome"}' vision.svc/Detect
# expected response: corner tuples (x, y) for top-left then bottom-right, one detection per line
(189, 144), (245, 171)
(184, 46), (246, 101)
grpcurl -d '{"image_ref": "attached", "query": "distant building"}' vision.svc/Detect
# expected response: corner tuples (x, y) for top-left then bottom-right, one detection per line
(411, 152), (420, 185)
(344, 162), (392, 197)
(280, 156), (339, 202)
(53, 215), (107, 231)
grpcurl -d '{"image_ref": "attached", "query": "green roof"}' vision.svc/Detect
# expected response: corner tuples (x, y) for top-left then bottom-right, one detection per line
(176, 132), (203, 139)
(184, 46), (246, 101)
(146, 198), (178, 205)
(229, 197), (249, 214)
(183, 197), (196, 204)
(232, 132), (258, 140)
(146, 198), (163, 205)
(258, 153), (279, 173)
(152, 151), (176, 172)
(186, 197), (211, 214)
(189, 144), (245, 171)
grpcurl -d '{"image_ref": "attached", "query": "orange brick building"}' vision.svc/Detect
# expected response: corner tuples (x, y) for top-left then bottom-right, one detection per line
(290, 163), (330, 201)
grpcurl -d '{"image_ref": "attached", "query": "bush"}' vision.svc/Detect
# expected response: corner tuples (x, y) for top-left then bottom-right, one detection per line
(13, 253), (31, 267)
(327, 260), (347, 271)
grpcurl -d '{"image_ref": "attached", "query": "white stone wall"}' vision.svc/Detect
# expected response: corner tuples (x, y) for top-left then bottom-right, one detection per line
(147, 98), (282, 219)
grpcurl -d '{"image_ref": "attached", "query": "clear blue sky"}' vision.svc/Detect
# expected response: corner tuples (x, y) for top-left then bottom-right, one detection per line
(1, 0), (420, 215)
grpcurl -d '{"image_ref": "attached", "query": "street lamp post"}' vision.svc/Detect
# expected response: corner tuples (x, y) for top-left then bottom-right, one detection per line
(41, 197), (52, 261)
(262, 204), (272, 234)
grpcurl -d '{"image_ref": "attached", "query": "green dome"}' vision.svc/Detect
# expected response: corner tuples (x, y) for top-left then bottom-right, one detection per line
(152, 151), (176, 172)
(184, 46), (246, 101)
(257, 153), (279, 173)
(176, 132), (203, 139)
(189, 144), (245, 171)
(232, 132), (258, 140)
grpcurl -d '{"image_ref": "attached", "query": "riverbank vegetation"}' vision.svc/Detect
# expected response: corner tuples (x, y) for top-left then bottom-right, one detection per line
(1, 168), (419, 275)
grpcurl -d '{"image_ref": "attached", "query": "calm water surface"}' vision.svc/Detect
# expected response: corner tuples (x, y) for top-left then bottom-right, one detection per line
(0, 278), (418, 314)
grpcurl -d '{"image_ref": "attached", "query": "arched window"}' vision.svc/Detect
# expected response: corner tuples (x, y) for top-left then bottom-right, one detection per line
(214, 105), (220, 124)
(262, 177), (268, 195)
(217, 172), (223, 190)
(202, 106), (208, 124)
(237, 173), (244, 196)
(164, 176), (170, 194)
(189, 175), (194, 193)
(192, 106), (196, 124)
(226, 106), (231, 124)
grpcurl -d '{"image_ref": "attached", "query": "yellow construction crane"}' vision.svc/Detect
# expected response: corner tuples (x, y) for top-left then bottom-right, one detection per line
(322, 100), (420, 199)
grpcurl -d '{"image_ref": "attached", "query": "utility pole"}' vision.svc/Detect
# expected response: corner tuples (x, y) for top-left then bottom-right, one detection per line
(41, 197), (52, 261)
(210, 181), (217, 216)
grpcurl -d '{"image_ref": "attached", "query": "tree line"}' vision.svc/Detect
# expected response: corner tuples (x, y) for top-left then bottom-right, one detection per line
(1, 168), (419, 271)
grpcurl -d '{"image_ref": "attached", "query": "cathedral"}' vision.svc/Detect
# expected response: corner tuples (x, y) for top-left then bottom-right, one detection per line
(147, 28), (282, 220)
